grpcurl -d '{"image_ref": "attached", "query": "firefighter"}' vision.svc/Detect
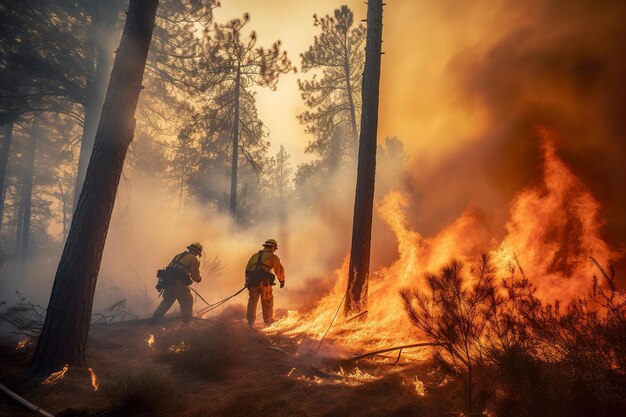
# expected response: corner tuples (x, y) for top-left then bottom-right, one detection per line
(151, 242), (203, 324)
(245, 239), (285, 326)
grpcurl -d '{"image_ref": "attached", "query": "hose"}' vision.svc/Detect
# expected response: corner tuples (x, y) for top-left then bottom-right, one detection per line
(193, 286), (247, 316)
(0, 382), (54, 417)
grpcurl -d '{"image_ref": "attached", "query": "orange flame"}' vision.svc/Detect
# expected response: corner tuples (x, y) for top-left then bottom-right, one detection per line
(16, 337), (31, 350)
(269, 130), (618, 358)
(146, 334), (155, 347)
(88, 368), (99, 391)
(492, 128), (619, 301)
(43, 364), (69, 385)
(168, 341), (188, 353)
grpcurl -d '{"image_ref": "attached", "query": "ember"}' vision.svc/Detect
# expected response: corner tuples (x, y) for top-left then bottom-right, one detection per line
(87, 368), (99, 391)
(168, 341), (188, 353)
(15, 337), (31, 350)
(43, 364), (69, 385)
(146, 334), (155, 347)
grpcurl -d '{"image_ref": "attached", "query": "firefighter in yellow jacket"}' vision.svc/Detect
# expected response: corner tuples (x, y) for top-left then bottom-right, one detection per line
(245, 239), (285, 326)
(151, 242), (203, 324)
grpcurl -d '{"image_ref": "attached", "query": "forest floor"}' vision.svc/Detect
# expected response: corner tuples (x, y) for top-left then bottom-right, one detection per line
(0, 307), (457, 417)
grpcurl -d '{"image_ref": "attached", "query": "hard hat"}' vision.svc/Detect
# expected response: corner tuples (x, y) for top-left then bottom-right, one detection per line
(262, 239), (278, 249)
(187, 242), (203, 256)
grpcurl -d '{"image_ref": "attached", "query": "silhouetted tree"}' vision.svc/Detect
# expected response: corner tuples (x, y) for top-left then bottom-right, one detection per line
(73, 1), (123, 209)
(13, 117), (38, 277)
(31, 0), (159, 375)
(202, 14), (292, 216)
(345, 0), (384, 315)
(299, 6), (365, 160)
(401, 257), (496, 414)
(0, 122), (13, 230)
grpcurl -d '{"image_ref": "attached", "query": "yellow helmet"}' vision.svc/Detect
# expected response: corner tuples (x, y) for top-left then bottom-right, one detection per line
(262, 239), (278, 249)
(187, 242), (203, 256)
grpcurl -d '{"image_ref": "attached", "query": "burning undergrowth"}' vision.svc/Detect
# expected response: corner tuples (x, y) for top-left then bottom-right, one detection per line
(266, 130), (622, 365)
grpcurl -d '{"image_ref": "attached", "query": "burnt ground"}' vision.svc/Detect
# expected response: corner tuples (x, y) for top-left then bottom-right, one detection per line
(0, 310), (458, 417)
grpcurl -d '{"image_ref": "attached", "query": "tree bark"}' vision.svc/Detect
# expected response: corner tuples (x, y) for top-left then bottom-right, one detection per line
(73, 6), (117, 211)
(31, 0), (159, 375)
(345, 0), (383, 315)
(229, 69), (241, 216)
(0, 122), (14, 231)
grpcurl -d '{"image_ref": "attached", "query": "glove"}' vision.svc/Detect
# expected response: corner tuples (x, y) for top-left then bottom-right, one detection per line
(280, 281), (285, 288)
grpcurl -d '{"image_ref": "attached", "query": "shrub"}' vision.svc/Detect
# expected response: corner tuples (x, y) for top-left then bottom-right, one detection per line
(401, 254), (626, 417)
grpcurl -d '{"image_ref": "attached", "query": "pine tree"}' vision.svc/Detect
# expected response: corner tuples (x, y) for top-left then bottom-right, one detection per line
(345, 0), (384, 315)
(201, 14), (292, 216)
(298, 6), (365, 168)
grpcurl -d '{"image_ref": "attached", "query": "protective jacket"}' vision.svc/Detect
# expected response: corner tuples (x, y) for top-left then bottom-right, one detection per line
(245, 248), (285, 326)
(169, 251), (202, 283)
(245, 249), (285, 286)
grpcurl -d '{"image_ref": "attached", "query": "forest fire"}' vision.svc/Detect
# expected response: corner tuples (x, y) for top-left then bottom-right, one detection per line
(42, 364), (69, 385)
(268, 131), (619, 357)
(87, 368), (99, 391)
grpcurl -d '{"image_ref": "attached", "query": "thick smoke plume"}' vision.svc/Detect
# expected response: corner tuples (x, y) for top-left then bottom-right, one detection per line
(379, 0), (626, 276)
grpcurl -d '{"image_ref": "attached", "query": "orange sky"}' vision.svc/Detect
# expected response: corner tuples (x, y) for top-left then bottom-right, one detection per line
(213, 0), (494, 164)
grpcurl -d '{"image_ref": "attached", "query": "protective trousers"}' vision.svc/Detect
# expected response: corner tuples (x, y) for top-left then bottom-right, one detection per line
(247, 285), (273, 325)
(152, 280), (193, 323)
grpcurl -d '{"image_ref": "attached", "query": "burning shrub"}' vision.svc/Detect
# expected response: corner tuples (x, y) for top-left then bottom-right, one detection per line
(157, 322), (242, 379)
(400, 255), (495, 414)
(106, 364), (180, 415)
(401, 255), (626, 417)
(519, 261), (626, 417)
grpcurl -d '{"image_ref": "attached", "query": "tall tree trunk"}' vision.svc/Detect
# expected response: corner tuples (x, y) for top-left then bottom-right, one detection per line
(0, 122), (14, 231)
(17, 119), (38, 272)
(229, 69), (241, 216)
(73, 7), (117, 210)
(345, 0), (384, 315)
(31, 0), (159, 375)
(13, 186), (24, 257)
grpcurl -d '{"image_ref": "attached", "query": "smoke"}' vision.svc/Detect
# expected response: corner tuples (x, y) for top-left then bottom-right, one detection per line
(3, 0), (625, 326)
(379, 0), (626, 274)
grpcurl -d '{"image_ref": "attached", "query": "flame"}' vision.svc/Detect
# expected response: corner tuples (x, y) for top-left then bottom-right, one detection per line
(146, 334), (155, 347)
(168, 341), (188, 353)
(412, 377), (426, 396)
(88, 368), (99, 391)
(268, 130), (618, 359)
(492, 128), (619, 301)
(43, 364), (69, 385)
(16, 337), (31, 350)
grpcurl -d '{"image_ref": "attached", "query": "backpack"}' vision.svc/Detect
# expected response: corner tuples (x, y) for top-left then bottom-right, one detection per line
(156, 253), (193, 290)
(245, 251), (276, 287)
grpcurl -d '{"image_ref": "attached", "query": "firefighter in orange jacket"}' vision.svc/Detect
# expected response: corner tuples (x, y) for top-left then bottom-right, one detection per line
(245, 239), (285, 326)
(151, 242), (203, 324)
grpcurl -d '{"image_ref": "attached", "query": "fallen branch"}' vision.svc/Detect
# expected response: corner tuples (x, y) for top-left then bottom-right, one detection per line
(346, 342), (442, 362)
(0, 382), (54, 417)
(346, 310), (368, 322)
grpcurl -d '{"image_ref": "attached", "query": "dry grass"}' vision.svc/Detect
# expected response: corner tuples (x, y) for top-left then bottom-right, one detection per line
(105, 364), (180, 415)
(156, 321), (242, 379)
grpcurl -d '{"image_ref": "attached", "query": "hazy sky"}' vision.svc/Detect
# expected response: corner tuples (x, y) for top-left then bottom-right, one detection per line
(213, 0), (365, 164)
